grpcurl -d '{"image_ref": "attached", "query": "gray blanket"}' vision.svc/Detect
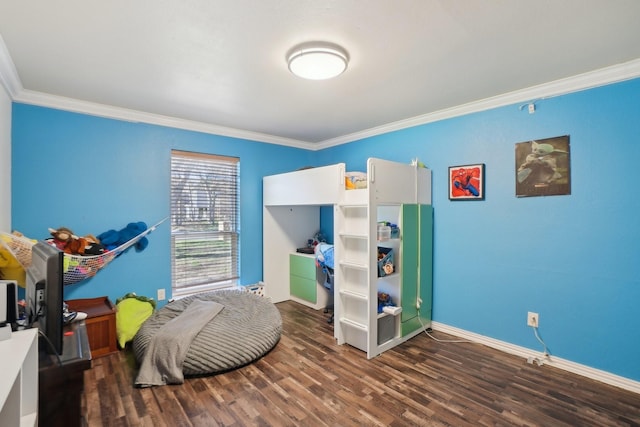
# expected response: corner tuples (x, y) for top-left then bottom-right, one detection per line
(135, 299), (224, 387)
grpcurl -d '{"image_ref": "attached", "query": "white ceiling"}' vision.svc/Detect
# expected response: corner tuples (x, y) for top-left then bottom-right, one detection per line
(1, 0), (640, 148)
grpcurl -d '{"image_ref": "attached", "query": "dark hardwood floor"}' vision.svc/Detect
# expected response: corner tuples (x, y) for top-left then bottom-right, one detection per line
(82, 301), (640, 426)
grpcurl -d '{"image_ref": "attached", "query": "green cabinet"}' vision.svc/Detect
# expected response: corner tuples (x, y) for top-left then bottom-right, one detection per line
(289, 254), (317, 304)
(400, 204), (433, 336)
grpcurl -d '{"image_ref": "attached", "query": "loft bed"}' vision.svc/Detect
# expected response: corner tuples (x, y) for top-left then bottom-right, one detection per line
(262, 159), (430, 302)
(262, 158), (433, 359)
(262, 160), (430, 300)
(0, 218), (167, 286)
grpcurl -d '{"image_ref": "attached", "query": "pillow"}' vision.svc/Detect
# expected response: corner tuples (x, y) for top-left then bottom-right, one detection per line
(115, 293), (156, 348)
(345, 171), (367, 189)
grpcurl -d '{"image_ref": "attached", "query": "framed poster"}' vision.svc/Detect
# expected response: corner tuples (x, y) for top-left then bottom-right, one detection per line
(448, 164), (485, 200)
(515, 135), (571, 197)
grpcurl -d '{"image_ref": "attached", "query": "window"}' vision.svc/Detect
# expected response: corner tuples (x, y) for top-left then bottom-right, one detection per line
(170, 150), (239, 296)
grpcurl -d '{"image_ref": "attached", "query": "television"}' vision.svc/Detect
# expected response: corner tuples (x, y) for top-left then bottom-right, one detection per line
(25, 241), (64, 355)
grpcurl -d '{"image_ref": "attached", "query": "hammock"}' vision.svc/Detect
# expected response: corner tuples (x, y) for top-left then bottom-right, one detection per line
(0, 218), (167, 286)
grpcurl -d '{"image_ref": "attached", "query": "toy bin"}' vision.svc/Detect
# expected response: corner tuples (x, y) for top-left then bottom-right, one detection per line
(377, 247), (394, 277)
(377, 314), (395, 344)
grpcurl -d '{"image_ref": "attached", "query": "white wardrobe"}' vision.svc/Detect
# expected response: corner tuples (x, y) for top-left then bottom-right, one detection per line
(263, 158), (432, 358)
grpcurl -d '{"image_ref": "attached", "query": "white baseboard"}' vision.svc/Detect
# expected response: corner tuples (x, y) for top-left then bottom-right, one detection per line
(431, 321), (640, 395)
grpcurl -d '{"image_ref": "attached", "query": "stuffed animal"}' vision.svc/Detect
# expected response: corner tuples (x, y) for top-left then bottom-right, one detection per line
(48, 227), (76, 252)
(82, 234), (106, 255)
(97, 222), (149, 252)
(48, 227), (106, 256)
(68, 236), (100, 256)
(377, 292), (394, 313)
(0, 244), (25, 285)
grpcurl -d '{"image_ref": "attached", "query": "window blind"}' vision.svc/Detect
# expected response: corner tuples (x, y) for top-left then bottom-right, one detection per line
(170, 150), (240, 295)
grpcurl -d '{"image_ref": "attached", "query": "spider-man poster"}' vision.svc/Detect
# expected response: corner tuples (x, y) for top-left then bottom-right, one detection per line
(449, 164), (485, 200)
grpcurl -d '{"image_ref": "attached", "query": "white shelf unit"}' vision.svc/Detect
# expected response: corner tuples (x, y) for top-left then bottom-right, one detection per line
(334, 158), (432, 359)
(0, 327), (38, 427)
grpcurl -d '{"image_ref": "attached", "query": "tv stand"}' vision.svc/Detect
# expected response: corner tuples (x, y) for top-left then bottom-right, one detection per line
(39, 321), (91, 427)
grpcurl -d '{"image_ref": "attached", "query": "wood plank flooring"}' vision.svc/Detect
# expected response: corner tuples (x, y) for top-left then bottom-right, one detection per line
(81, 301), (640, 426)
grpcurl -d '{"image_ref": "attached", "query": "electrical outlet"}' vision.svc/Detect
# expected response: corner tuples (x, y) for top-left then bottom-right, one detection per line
(157, 288), (166, 301)
(527, 311), (539, 327)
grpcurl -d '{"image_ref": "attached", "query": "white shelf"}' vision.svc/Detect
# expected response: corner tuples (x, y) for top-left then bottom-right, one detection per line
(0, 328), (38, 427)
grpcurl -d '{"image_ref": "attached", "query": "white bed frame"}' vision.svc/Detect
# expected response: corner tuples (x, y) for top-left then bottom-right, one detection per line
(262, 163), (345, 303)
(262, 159), (432, 359)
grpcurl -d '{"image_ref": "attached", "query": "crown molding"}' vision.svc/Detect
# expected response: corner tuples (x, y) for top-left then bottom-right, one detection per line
(432, 321), (640, 395)
(0, 34), (23, 98)
(315, 58), (640, 150)
(2, 31), (639, 150)
(12, 89), (312, 149)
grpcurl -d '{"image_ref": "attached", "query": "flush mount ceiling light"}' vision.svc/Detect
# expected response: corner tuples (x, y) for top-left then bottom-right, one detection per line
(287, 42), (349, 80)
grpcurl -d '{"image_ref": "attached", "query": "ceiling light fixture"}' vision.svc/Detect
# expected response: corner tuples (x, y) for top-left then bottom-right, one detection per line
(287, 42), (349, 80)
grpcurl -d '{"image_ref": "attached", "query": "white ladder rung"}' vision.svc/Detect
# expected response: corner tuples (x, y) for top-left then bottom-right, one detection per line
(339, 289), (367, 300)
(338, 232), (367, 239)
(339, 317), (368, 331)
(339, 261), (368, 270)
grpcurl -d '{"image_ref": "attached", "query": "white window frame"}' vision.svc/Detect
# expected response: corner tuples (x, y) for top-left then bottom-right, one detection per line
(170, 150), (240, 297)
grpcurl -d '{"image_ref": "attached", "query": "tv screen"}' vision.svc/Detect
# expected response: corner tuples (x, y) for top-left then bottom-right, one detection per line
(25, 241), (64, 355)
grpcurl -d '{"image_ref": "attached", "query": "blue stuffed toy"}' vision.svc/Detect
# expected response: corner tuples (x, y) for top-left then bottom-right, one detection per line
(97, 221), (149, 252)
(377, 292), (394, 314)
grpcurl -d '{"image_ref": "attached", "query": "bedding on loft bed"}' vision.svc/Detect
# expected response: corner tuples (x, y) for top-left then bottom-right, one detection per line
(345, 171), (367, 189)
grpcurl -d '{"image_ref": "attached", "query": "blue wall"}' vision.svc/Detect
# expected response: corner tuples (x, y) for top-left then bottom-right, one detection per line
(11, 77), (640, 382)
(11, 104), (315, 305)
(317, 78), (640, 382)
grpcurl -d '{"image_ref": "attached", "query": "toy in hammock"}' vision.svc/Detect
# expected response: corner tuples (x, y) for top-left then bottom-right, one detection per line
(0, 218), (167, 286)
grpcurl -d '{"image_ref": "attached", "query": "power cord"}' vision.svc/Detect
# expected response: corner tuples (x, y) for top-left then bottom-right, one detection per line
(527, 326), (551, 366)
(417, 308), (472, 344)
(38, 329), (63, 367)
(533, 326), (549, 356)
(415, 307), (551, 365)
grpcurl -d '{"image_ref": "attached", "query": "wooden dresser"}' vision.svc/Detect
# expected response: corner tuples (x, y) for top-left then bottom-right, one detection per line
(67, 296), (118, 358)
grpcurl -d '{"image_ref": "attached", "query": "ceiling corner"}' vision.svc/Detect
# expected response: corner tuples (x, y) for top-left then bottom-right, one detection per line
(0, 34), (23, 98)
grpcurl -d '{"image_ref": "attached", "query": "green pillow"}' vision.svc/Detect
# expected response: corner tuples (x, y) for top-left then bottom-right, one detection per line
(115, 293), (156, 348)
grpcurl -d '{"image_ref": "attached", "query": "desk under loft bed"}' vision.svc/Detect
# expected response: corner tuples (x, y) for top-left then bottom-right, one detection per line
(262, 158), (433, 359)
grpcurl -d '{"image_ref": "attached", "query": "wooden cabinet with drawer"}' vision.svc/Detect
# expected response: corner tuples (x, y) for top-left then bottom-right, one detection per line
(289, 253), (331, 310)
(67, 296), (118, 359)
